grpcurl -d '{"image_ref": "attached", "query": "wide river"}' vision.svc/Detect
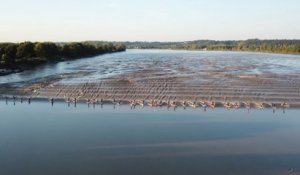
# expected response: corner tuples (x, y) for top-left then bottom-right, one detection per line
(1, 49), (300, 85)
(1, 49), (300, 108)
(1, 50), (300, 175)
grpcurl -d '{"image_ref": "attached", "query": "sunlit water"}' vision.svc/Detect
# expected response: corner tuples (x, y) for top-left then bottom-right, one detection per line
(1, 50), (300, 85)
(1, 99), (300, 175)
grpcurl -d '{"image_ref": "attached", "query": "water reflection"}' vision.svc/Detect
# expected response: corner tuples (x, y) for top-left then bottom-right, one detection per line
(0, 100), (300, 175)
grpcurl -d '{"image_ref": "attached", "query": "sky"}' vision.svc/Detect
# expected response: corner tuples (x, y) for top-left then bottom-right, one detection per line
(0, 0), (300, 42)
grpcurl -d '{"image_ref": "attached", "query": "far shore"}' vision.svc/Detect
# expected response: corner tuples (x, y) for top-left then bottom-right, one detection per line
(127, 48), (300, 56)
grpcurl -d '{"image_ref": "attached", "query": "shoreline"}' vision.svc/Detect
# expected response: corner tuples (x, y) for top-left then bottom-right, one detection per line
(0, 68), (24, 76)
(127, 48), (300, 56)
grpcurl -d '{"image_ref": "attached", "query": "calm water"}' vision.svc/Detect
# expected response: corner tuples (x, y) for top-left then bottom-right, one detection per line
(1, 49), (300, 85)
(1, 100), (300, 175)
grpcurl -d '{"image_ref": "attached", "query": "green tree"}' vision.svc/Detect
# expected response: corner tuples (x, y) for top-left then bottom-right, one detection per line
(34, 42), (59, 59)
(16, 42), (35, 59)
(1, 44), (17, 66)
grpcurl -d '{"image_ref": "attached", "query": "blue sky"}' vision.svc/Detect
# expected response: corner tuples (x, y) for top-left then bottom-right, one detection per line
(0, 0), (299, 42)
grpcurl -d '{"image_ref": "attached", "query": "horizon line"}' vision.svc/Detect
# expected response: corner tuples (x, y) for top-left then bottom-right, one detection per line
(1, 38), (300, 43)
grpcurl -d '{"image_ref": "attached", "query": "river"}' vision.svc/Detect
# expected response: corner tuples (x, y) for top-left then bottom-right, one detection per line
(1, 100), (300, 175)
(1, 50), (300, 175)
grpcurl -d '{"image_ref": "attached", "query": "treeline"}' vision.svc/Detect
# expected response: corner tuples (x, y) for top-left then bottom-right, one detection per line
(124, 39), (300, 54)
(0, 42), (126, 69)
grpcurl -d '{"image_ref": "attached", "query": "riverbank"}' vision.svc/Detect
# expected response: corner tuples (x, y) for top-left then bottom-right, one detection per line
(0, 68), (23, 76)
(0, 42), (126, 76)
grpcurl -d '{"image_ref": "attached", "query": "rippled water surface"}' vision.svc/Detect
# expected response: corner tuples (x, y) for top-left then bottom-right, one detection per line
(1, 50), (300, 85)
(1, 100), (300, 175)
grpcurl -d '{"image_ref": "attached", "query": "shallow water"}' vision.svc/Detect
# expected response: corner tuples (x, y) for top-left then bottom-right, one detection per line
(1, 100), (300, 175)
(1, 50), (300, 85)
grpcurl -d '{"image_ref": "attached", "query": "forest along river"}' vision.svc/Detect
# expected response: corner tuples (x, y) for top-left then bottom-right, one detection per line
(0, 100), (300, 175)
(0, 49), (300, 108)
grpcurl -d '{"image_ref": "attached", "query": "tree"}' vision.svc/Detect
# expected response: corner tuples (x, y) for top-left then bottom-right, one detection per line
(1, 41), (126, 68)
(16, 42), (35, 59)
(1, 44), (17, 66)
(34, 42), (59, 59)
